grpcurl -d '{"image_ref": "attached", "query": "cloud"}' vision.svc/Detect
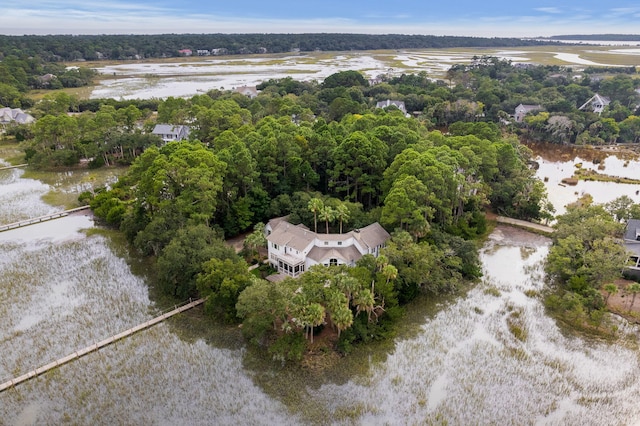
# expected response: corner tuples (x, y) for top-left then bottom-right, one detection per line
(534, 7), (562, 14)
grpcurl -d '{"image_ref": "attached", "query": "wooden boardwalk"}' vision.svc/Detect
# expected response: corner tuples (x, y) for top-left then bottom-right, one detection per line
(0, 206), (91, 232)
(495, 216), (555, 235)
(0, 298), (205, 393)
(0, 163), (27, 171)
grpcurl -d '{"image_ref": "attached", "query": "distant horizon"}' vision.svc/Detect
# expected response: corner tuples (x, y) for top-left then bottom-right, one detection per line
(2, 32), (640, 40)
(2, 2), (640, 38)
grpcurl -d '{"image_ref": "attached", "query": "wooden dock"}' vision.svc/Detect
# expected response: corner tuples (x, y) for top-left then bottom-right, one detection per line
(0, 163), (27, 171)
(0, 206), (91, 232)
(0, 298), (205, 393)
(495, 216), (555, 235)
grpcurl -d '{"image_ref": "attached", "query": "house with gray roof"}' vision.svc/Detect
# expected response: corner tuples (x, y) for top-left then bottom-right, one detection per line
(376, 99), (408, 116)
(579, 93), (610, 115)
(623, 219), (640, 279)
(514, 104), (542, 122)
(0, 107), (35, 126)
(265, 218), (390, 278)
(151, 124), (190, 143)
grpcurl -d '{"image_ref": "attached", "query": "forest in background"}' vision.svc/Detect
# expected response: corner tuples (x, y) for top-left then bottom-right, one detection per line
(0, 33), (554, 62)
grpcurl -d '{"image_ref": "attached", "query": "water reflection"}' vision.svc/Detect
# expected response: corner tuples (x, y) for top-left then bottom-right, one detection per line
(528, 143), (640, 215)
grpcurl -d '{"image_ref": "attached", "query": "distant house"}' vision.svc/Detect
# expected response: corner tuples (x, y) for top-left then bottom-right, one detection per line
(265, 218), (390, 278)
(234, 86), (259, 99)
(0, 107), (35, 126)
(376, 99), (408, 116)
(579, 93), (610, 115)
(151, 124), (190, 143)
(623, 219), (640, 279)
(196, 50), (210, 56)
(178, 49), (193, 57)
(514, 104), (542, 123)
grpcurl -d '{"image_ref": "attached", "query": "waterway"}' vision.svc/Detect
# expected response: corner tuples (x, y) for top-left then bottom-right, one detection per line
(2, 148), (640, 424)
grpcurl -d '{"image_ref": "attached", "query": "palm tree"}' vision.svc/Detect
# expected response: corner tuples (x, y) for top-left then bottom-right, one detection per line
(627, 283), (640, 312)
(382, 264), (398, 286)
(335, 203), (350, 234)
(603, 283), (618, 305)
(332, 305), (353, 337)
(353, 289), (375, 322)
(305, 303), (325, 344)
(307, 198), (324, 233)
(243, 222), (266, 258)
(319, 205), (336, 234)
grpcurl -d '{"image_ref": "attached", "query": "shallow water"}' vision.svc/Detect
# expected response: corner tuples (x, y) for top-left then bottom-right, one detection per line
(530, 144), (640, 215)
(90, 47), (640, 100)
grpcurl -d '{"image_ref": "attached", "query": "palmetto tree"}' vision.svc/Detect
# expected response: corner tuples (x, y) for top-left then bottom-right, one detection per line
(307, 198), (324, 233)
(319, 205), (336, 234)
(627, 283), (640, 312)
(603, 283), (618, 305)
(332, 304), (353, 338)
(335, 203), (350, 234)
(353, 288), (375, 322)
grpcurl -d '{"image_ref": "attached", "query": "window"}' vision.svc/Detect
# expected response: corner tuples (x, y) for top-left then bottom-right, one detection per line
(337, 241), (342, 246)
(273, 243), (279, 250)
(324, 241), (329, 246)
(329, 258), (338, 266)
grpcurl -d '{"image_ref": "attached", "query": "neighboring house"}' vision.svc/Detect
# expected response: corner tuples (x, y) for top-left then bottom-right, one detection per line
(623, 219), (640, 279)
(376, 99), (408, 115)
(579, 93), (610, 115)
(178, 49), (193, 56)
(265, 218), (390, 278)
(0, 107), (35, 125)
(151, 124), (190, 143)
(196, 50), (210, 56)
(514, 104), (542, 123)
(234, 86), (259, 99)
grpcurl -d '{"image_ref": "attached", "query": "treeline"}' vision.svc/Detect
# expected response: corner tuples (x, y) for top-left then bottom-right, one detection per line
(0, 33), (553, 62)
(0, 55), (96, 108)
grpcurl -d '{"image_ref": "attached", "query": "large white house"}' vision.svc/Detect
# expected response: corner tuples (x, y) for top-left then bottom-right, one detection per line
(265, 217), (390, 278)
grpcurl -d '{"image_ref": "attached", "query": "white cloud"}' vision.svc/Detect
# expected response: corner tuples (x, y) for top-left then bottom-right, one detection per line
(534, 7), (562, 14)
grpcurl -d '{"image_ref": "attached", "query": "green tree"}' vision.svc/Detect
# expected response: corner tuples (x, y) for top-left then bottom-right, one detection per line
(627, 283), (640, 312)
(335, 202), (350, 234)
(319, 205), (336, 234)
(603, 283), (618, 305)
(197, 256), (255, 321)
(307, 198), (324, 233)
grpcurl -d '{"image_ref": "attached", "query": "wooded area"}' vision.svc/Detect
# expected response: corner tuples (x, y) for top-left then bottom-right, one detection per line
(0, 33), (552, 62)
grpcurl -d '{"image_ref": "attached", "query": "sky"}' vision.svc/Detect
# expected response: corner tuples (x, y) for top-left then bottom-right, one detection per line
(1, 1), (640, 38)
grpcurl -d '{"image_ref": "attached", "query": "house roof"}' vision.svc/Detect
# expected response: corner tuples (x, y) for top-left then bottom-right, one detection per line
(376, 100), (406, 110)
(515, 104), (542, 112)
(579, 93), (611, 111)
(0, 107), (35, 124)
(152, 124), (189, 135)
(353, 222), (391, 250)
(267, 219), (390, 253)
(268, 222), (315, 251)
(307, 245), (362, 264)
(624, 219), (640, 242)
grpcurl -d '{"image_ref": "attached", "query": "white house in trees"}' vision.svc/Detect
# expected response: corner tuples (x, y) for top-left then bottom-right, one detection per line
(579, 93), (611, 115)
(265, 217), (390, 278)
(514, 104), (542, 122)
(151, 124), (191, 143)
